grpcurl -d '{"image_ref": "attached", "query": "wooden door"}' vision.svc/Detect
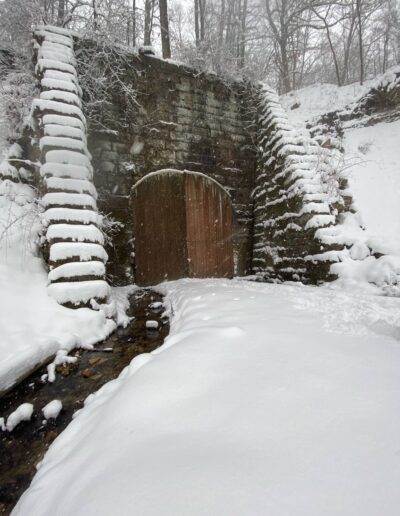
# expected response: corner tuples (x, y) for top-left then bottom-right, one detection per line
(132, 170), (233, 286)
(185, 173), (234, 278)
(132, 171), (187, 286)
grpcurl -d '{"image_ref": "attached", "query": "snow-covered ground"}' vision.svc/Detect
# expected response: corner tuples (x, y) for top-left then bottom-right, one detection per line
(281, 76), (400, 288)
(0, 178), (115, 393)
(281, 81), (371, 126)
(343, 120), (400, 257)
(13, 278), (400, 516)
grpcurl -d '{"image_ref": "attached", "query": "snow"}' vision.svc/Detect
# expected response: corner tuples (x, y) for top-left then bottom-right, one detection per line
(5, 403), (34, 432)
(40, 135), (87, 153)
(13, 279), (400, 516)
(45, 150), (91, 169)
(0, 180), (113, 393)
(43, 207), (102, 225)
(46, 224), (104, 244)
(40, 163), (92, 180)
(34, 30), (74, 48)
(343, 120), (400, 257)
(45, 177), (96, 197)
(38, 49), (74, 66)
(44, 124), (86, 140)
(36, 59), (77, 76)
(32, 99), (85, 122)
(40, 90), (82, 108)
(281, 81), (372, 126)
(47, 280), (110, 305)
(42, 400), (62, 420)
(49, 242), (108, 262)
(42, 192), (97, 209)
(48, 261), (105, 282)
(145, 320), (159, 329)
(42, 113), (85, 131)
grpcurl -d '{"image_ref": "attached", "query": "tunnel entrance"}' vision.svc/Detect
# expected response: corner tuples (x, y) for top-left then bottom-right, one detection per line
(132, 169), (234, 286)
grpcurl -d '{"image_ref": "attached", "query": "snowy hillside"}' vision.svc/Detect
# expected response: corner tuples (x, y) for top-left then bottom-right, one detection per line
(281, 74), (400, 290)
(0, 26), (115, 393)
(0, 172), (115, 393)
(344, 120), (400, 257)
(281, 81), (371, 126)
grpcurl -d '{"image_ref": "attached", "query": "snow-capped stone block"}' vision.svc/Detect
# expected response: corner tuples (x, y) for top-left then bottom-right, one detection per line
(47, 223), (104, 244)
(42, 192), (97, 210)
(40, 136), (87, 155)
(49, 242), (108, 263)
(45, 150), (91, 170)
(45, 177), (97, 197)
(43, 208), (102, 226)
(40, 90), (82, 108)
(40, 163), (92, 180)
(43, 113), (85, 130)
(47, 280), (110, 305)
(44, 124), (86, 141)
(34, 30), (74, 48)
(48, 261), (106, 282)
(32, 98), (85, 123)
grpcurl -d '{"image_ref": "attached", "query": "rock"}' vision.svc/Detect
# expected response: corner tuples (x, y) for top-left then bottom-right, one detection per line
(88, 356), (108, 366)
(89, 374), (103, 381)
(146, 320), (159, 330)
(80, 368), (94, 378)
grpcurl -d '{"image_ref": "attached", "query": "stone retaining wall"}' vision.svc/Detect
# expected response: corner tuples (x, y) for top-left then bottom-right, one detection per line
(77, 46), (257, 284)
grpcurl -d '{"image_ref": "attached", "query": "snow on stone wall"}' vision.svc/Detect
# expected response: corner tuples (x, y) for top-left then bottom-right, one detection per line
(252, 84), (351, 283)
(32, 25), (112, 310)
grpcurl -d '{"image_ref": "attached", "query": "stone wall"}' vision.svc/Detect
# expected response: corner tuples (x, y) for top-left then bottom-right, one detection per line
(252, 84), (348, 283)
(79, 46), (257, 285)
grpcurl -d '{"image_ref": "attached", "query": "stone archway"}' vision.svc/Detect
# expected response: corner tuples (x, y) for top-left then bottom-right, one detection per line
(131, 169), (234, 286)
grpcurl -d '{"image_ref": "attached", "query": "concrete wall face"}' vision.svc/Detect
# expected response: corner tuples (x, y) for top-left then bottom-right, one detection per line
(84, 52), (257, 285)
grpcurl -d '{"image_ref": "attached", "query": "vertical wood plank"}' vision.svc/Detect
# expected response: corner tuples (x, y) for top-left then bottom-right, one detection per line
(133, 171), (187, 286)
(185, 173), (234, 278)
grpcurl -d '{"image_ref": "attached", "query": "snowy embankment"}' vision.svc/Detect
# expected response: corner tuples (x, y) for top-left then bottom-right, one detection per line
(13, 279), (400, 516)
(281, 81), (371, 126)
(0, 25), (116, 393)
(0, 183), (115, 393)
(281, 75), (400, 291)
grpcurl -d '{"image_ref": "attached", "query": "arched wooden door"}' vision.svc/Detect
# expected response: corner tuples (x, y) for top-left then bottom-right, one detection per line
(132, 169), (234, 286)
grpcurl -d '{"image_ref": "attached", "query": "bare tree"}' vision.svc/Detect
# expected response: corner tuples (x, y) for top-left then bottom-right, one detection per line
(159, 0), (171, 57)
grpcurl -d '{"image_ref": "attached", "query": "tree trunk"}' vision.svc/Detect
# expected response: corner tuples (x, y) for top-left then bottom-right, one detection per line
(57, 0), (65, 26)
(342, 16), (355, 85)
(199, 0), (206, 42)
(93, 0), (98, 31)
(132, 0), (136, 47)
(159, 0), (171, 58)
(239, 0), (247, 69)
(144, 0), (152, 46)
(280, 36), (291, 93)
(326, 23), (341, 86)
(194, 0), (200, 47)
(356, 0), (364, 85)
